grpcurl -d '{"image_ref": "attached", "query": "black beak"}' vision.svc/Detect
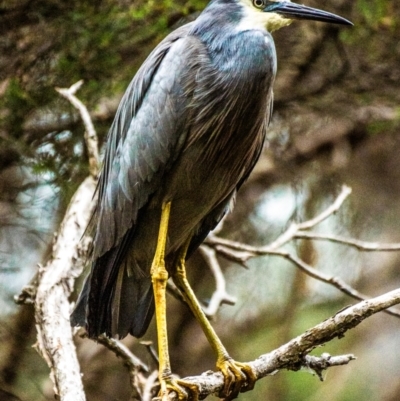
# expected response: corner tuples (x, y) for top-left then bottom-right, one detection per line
(264, 1), (353, 26)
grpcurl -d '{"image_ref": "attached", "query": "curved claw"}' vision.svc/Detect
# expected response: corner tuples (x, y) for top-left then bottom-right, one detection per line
(217, 359), (257, 400)
(157, 377), (200, 401)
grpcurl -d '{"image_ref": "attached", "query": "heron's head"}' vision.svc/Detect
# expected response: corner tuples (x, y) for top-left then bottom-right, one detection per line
(235, 0), (352, 32)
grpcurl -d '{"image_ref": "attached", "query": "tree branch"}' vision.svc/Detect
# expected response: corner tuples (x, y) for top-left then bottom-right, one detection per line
(165, 288), (400, 400)
(198, 246), (236, 318)
(34, 176), (96, 401)
(56, 80), (100, 178)
(32, 82), (100, 401)
(294, 232), (400, 251)
(95, 334), (150, 399)
(303, 353), (356, 381)
(205, 185), (400, 318)
(206, 185), (352, 254)
(96, 334), (149, 374)
(269, 249), (400, 318)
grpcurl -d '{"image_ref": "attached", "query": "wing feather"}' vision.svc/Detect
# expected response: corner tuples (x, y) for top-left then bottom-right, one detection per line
(91, 23), (202, 259)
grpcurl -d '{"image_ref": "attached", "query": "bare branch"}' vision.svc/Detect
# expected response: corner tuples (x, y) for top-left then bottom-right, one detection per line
(96, 334), (149, 373)
(206, 186), (400, 318)
(295, 185), (352, 231)
(56, 80), (100, 178)
(142, 370), (159, 401)
(140, 341), (160, 366)
(303, 353), (356, 381)
(207, 235), (400, 318)
(166, 281), (187, 305)
(31, 81), (101, 401)
(34, 176), (97, 401)
(271, 249), (400, 318)
(15, 280), (38, 305)
(165, 288), (400, 400)
(96, 334), (149, 399)
(198, 246), (236, 317)
(206, 185), (353, 254)
(295, 232), (400, 251)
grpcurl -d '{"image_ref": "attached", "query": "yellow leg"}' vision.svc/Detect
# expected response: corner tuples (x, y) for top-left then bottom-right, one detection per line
(151, 202), (198, 401)
(172, 244), (256, 400)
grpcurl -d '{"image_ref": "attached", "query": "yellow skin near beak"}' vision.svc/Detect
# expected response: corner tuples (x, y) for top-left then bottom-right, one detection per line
(238, 0), (293, 32)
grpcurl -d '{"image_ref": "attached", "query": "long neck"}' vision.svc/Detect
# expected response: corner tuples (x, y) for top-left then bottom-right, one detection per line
(190, 0), (243, 47)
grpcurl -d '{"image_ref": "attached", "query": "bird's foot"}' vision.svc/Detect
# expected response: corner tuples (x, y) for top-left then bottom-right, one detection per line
(156, 376), (200, 401)
(217, 358), (256, 400)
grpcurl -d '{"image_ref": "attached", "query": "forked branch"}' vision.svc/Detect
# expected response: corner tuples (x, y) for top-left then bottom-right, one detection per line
(165, 288), (400, 400)
(205, 186), (400, 318)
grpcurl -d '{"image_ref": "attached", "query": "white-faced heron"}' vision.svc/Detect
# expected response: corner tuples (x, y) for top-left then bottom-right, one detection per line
(72, 1), (352, 399)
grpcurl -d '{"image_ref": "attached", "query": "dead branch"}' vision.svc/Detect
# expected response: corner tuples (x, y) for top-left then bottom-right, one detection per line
(165, 288), (400, 400)
(96, 334), (150, 399)
(96, 335), (149, 374)
(271, 249), (400, 318)
(198, 246), (236, 318)
(206, 185), (352, 254)
(210, 240), (400, 319)
(294, 232), (400, 251)
(56, 80), (100, 178)
(34, 175), (96, 401)
(142, 370), (159, 401)
(303, 353), (356, 381)
(32, 81), (100, 401)
(205, 186), (400, 318)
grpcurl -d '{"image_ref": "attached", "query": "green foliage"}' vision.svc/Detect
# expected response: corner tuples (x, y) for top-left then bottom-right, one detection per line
(341, 0), (397, 45)
(366, 118), (400, 136)
(2, 79), (34, 138)
(356, 0), (391, 29)
(0, 0), (205, 190)
(51, 2), (131, 103)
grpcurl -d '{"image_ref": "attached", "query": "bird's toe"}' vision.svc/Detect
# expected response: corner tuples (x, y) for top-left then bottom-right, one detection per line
(157, 376), (200, 401)
(217, 359), (256, 400)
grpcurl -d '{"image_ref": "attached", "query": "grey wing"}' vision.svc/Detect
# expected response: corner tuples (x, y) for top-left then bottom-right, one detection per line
(187, 89), (274, 257)
(92, 23), (195, 259)
(72, 23), (212, 338)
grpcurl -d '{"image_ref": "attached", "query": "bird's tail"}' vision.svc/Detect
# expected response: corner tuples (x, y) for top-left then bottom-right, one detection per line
(71, 240), (154, 339)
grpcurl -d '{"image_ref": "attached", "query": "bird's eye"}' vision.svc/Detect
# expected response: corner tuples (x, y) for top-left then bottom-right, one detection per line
(253, 0), (264, 9)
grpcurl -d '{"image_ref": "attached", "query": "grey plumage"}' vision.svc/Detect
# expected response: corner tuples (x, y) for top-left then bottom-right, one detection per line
(71, 0), (352, 339)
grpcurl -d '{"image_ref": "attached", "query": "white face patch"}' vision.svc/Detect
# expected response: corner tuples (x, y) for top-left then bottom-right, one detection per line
(236, 0), (293, 32)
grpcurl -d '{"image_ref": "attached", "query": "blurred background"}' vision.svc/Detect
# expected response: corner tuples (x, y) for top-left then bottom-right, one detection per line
(1, 0), (400, 400)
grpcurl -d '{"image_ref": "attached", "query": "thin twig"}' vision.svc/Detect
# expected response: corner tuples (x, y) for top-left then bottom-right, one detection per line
(295, 185), (352, 231)
(96, 335), (149, 399)
(142, 370), (159, 401)
(271, 249), (400, 318)
(56, 80), (100, 178)
(295, 231), (400, 251)
(166, 281), (187, 305)
(97, 334), (149, 373)
(140, 341), (159, 366)
(32, 81), (100, 401)
(206, 241), (400, 318)
(206, 185), (352, 254)
(199, 246), (236, 317)
(303, 353), (356, 381)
